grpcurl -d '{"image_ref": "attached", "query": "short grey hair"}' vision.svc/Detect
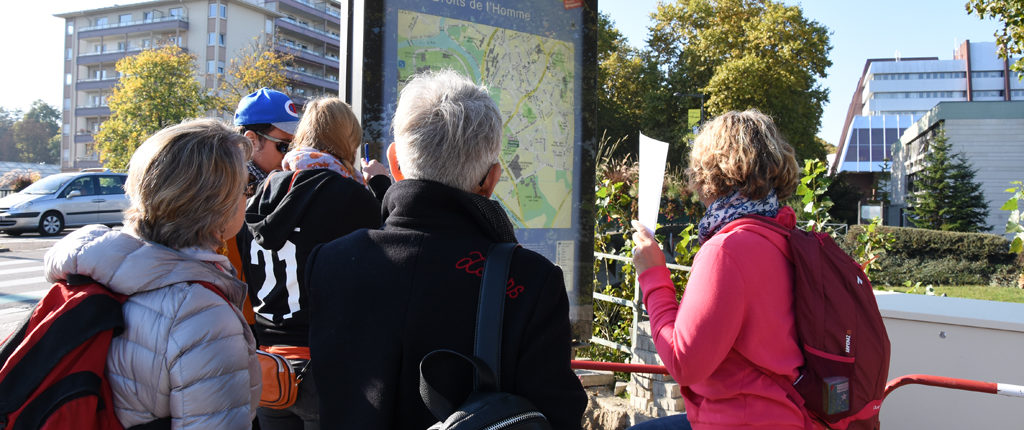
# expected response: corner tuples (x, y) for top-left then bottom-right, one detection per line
(124, 118), (250, 250)
(392, 69), (503, 192)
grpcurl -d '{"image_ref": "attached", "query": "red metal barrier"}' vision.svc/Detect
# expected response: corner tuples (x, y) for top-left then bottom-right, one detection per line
(570, 360), (670, 375)
(884, 374), (1024, 399)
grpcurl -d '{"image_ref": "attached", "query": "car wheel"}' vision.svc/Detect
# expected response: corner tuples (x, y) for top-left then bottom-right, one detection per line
(38, 211), (64, 236)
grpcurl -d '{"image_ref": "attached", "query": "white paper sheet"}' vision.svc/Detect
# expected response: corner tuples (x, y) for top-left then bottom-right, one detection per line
(638, 133), (669, 236)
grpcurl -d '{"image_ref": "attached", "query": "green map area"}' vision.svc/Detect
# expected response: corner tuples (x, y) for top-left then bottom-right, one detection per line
(398, 10), (574, 229)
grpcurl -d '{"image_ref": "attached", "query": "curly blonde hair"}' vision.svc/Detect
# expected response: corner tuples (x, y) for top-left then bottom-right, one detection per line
(687, 109), (798, 201)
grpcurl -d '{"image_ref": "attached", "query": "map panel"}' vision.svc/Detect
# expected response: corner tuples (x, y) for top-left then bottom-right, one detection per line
(398, 10), (575, 229)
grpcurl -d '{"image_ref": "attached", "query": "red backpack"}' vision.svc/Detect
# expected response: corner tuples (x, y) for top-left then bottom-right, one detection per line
(0, 276), (224, 430)
(734, 217), (891, 430)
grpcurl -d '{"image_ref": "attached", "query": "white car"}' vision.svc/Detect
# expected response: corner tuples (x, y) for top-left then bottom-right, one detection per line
(0, 171), (129, 236)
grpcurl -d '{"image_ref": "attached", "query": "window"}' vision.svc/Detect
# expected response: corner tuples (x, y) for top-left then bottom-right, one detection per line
(63, 98), (71, 110)
(169, 7), (183, 17)
(221, 4), (227, 18)
(65, 73), (72, 85)
(65, 177), (96, 197)
(207, 60), (216, 74)
(144, 11), (154, 22)
(972, 90), (1004, 98)
(66, 22), (74, 35)
(266, 19), (274, 34)
(1012, 89), (1024, 99)
(208, 32), (217, 46)
(117, 42), (126, 51)
(98, 176), (126, 195)
(66, 48), (72, 60)
(94, 44), (103, 53)
(142, 39), (151, 48)
(95, 17), (108, 27)
(971, 70), (1004, 78)
(217, 61), (225, 74)
(63, 124), (70, 135)
(209, 4), (218, 17)
(119, 14), (131, 25)
(219, 33), (225, 46)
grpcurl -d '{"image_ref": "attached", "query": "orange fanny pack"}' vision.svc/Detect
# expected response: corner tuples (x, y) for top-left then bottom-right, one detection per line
(257, 346), (310, 409)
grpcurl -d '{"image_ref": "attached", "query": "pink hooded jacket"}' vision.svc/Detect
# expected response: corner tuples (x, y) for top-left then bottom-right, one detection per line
(639, 206), (812, 429)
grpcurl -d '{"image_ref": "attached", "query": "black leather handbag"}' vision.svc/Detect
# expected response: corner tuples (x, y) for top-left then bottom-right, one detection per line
(419, 242), (552, 430)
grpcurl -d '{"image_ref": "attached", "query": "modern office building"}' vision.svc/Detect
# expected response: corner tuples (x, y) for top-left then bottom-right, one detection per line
(831, 41), (1022, 224)
(55, 0), (343, 170)
(890, 101), (1024, 232)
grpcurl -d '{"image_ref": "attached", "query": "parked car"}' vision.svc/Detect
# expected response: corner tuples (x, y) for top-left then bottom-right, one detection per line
(0, 170), (129, 236)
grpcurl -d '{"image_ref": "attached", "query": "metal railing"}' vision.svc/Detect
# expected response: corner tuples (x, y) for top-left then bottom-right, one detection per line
(591, 250), (691, 354)
(80, 16), (186, 32)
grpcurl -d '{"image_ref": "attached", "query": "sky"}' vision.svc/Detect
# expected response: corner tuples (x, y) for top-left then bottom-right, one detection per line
(0, 0), (1004, 146)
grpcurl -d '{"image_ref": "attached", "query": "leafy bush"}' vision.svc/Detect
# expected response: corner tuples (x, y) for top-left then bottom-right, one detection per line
(844, 225), (1017, 286)
(0, 169), (40, 191)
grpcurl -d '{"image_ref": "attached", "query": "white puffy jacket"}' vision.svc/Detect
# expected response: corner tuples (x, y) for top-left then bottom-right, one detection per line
(44, 225), (260, 429)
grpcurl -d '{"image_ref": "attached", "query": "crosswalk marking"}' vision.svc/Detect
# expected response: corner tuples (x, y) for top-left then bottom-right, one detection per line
(0, 259), (42, 267)
(0, 277), (47, 289)
(0, 266), (43, 276)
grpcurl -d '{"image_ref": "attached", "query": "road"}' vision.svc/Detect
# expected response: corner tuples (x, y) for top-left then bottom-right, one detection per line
(0, 230), (73, 339)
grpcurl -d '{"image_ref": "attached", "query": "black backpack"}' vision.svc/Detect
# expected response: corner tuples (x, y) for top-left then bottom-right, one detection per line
(418, 243), (551, 430)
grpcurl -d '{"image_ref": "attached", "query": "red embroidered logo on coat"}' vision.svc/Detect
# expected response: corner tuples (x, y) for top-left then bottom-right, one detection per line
(455, 251), (524, 299)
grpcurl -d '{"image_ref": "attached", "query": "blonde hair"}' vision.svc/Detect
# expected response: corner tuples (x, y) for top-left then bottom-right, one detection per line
(291, 97), (362, 176)
(687, 110), (798, 201)
(124, 118), (251, 250)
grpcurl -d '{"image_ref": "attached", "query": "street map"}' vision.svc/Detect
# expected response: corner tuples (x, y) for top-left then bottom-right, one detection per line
(397, 10), (575, 229)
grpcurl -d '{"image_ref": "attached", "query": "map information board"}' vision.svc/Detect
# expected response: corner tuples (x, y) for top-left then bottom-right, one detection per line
(397, 11), (575, 229)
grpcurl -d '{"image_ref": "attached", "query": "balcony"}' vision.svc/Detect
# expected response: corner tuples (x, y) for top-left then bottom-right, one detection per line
(76, 77), (118, 91)
(79, 16), (188, 39)
(285, 68), (338, 90)
(77, 46), (187, 66)
(75, 105), (111, 117)
(279, 0), (341, 24)
(74, 133), (95, 144)
(275, 43), (339, 68)
(276, 17), (340, 46)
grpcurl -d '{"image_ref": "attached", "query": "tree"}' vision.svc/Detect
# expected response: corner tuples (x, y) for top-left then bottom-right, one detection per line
(595, 13), (649, 159)
(95, 45), (210, 169)
(967, 0), (1024, 74)
(0, 108), (21, 161)
(646, 0), (832, 163)
(216, 37), (293, 113)
(907, 128), (990, 232)
(12, 100), (60, 163)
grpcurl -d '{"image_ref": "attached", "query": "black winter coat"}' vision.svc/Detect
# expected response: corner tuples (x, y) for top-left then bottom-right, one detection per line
(243, 168), (382, 347)
(306, 179), (586, 429)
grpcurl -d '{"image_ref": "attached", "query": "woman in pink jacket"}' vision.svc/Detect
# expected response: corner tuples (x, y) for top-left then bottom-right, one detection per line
(630, 110), (812, 429)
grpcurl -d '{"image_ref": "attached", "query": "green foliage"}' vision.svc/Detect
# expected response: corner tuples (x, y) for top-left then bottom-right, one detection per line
(12, 100), (60, 163)
(906, 128), (990, 232)
(792, 159), (834, 233)
(587, 138), (702, 366)
(967, 0), (1024, 74)
(844, 224), (1017, 286)
(96, 45), (211, 170)
(646, 0), (831, 163)
(1001, 181), (1024, 253)
(216, 37), (293, 113)
(852, 217), (894, 276)
(0, 108), (20, 161)
(824, 172), (864, 225)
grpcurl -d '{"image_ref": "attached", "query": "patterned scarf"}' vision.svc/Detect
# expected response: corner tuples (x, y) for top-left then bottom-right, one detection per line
(697, 189), (780, 244)
(281, 147), (364, 185)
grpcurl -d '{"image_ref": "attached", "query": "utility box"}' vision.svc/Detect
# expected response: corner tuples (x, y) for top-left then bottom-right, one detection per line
(875, 292), (1024, 429)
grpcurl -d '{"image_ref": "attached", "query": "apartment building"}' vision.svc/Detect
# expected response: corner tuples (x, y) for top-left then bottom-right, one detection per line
(56, 0), (343, 170)
(830, 41), (1022, 224)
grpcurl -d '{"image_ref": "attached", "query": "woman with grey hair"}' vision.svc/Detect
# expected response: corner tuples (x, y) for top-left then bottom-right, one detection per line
(307, 69), (586, 429)
(43, 119), (260, 428)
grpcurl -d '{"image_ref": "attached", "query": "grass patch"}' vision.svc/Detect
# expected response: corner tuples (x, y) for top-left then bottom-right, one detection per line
(879, 285), (1024, 304)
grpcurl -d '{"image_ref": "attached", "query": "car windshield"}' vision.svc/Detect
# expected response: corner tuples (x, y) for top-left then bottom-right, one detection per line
(20, 174), (76, 195)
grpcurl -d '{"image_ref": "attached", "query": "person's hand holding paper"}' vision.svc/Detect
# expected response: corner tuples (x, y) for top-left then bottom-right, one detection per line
(631, 133), (669, 275)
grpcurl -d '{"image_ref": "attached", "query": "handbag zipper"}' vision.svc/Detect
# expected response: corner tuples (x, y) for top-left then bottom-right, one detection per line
(481, 411), (546, 430)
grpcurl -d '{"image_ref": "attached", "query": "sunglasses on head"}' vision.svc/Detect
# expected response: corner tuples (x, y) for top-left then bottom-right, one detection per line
(255, 131), (291, 154)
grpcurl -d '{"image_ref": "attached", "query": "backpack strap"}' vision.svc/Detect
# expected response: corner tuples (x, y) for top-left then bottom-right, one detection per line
(474, 242), (518, 389)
